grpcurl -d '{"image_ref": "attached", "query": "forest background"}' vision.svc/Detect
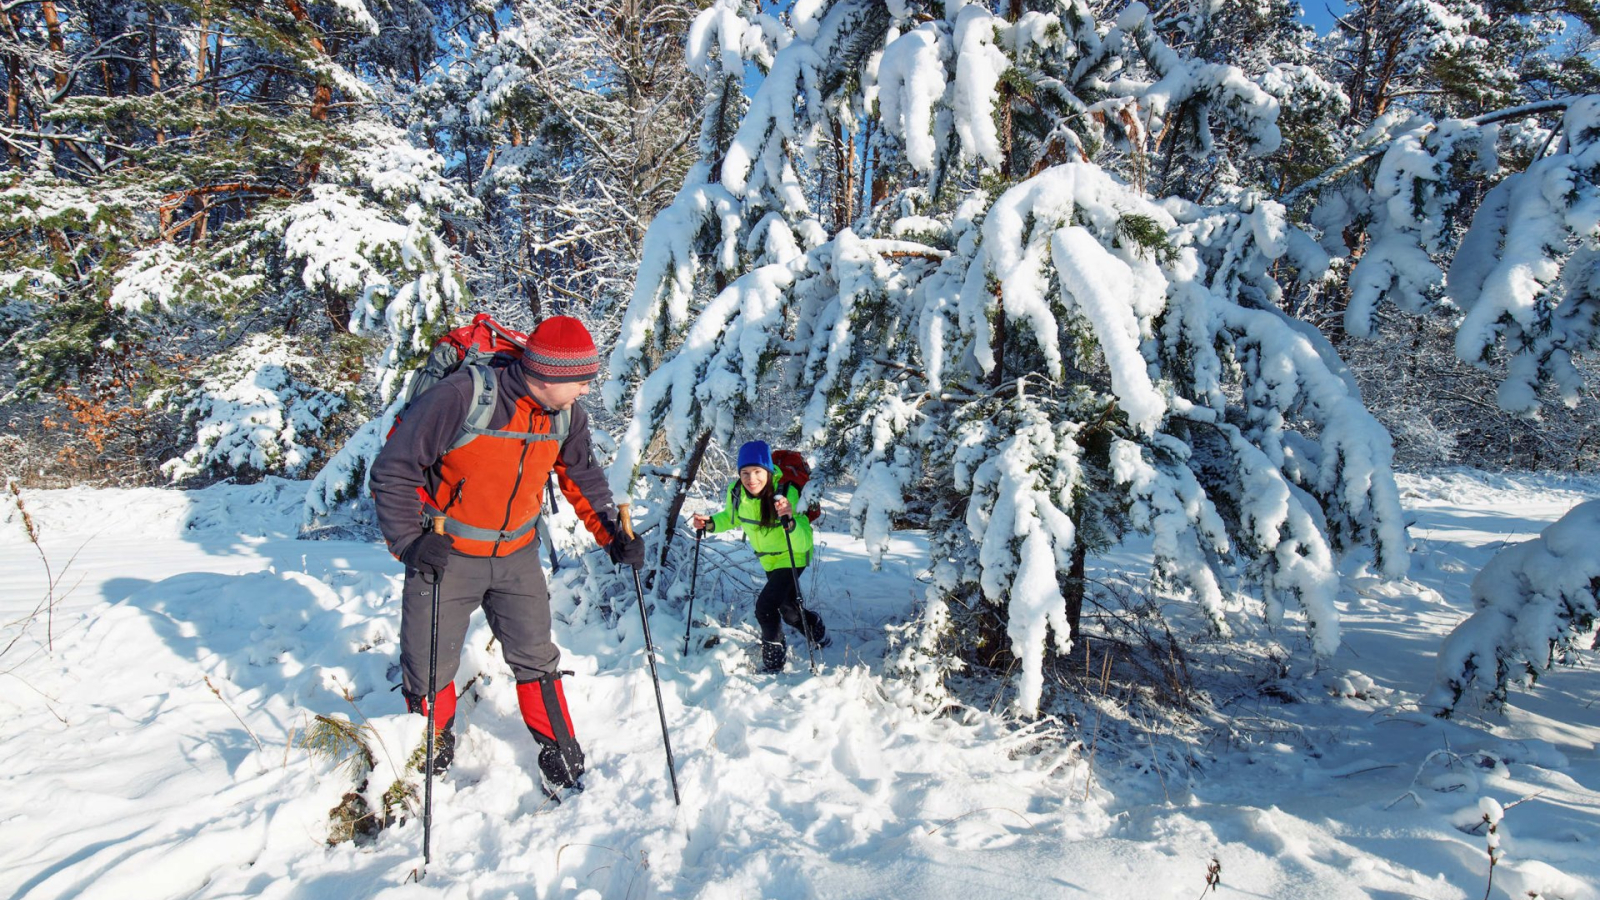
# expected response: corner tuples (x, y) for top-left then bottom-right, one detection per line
(5, 0), (1599, 489)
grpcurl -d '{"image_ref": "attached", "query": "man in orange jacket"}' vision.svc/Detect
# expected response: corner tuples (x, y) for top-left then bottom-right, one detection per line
(370, 316), (643, 790)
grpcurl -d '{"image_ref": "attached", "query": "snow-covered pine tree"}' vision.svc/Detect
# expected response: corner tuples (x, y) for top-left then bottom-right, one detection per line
(399, 0), (700, 323)
(608, 0), (1410, 715)
(1425, 499), (1600, 715)
(1329, 0), (1513, 127)
(1289, 0), (1600, 420)
(305, 0), (702, 518)
(0, 1), (471, 485)
(1304, 96), (1600, 416)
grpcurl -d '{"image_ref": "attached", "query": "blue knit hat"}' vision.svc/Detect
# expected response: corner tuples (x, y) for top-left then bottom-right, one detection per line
(736, 440), (773, 472)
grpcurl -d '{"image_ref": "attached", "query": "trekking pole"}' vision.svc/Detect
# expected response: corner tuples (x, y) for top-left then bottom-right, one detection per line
(620, 506), (682, 806)
(683, 527), (703, 656)
(780, 516), (818, 675)
(423, 516), (445, 871)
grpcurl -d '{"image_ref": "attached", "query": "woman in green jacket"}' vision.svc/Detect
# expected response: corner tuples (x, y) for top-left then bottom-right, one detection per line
(691, 440), (829, 672)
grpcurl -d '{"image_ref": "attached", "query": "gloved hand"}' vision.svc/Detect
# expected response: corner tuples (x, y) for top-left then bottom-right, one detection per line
(402, 531), (453, 583)
(606, 531), (646, 569)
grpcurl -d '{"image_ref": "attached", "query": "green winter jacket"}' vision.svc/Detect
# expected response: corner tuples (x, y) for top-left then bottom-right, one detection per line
(707, 471), (813, 571)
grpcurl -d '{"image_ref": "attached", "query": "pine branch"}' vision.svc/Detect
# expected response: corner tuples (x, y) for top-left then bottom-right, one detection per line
(1282, 97), (1579, 206)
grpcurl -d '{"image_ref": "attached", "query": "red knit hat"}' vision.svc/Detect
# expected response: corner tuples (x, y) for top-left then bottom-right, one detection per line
(521, 316), (600, 383)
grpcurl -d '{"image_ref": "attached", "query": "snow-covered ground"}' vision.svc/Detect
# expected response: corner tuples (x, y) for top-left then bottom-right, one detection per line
(1, 471), (1596, 900)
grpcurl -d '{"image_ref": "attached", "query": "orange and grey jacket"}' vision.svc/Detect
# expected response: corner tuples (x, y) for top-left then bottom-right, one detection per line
(371, 365), (618, 559)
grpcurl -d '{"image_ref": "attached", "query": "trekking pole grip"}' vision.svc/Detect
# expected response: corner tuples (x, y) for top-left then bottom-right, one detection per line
(619, 504), (635, 540)
(431, 516), (446, 535)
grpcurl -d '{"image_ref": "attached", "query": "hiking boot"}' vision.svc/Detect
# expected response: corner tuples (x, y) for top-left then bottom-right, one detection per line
(538, 742), (585, 789)
(426, 727), (456, 775)
(804, 616), (830, 650)
(404, 685), (458, 775)
(759, 640), (787, 673)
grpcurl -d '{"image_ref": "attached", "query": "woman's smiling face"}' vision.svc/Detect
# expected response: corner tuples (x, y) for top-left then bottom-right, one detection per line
(738, 465), (770, 493)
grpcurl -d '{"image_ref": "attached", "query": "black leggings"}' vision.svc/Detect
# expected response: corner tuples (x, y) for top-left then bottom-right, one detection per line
(754, 566), (824, 644)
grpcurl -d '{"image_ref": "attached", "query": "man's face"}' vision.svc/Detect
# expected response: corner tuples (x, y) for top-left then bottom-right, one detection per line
(524, 375), (591, 411)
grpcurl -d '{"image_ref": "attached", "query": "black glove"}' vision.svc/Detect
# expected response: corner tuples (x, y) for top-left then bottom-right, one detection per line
(606, 532), (646, 569)
(402, 531), (453, 583)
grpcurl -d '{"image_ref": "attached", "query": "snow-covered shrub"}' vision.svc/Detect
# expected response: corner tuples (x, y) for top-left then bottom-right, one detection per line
(303, 399), (403, 523)
(607, 0), (1410, 716)
(156, 335), (349, 484)
(1425, 500), (1600, 715)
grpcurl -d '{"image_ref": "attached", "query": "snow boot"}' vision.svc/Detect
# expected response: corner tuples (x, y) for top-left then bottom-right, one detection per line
(517, 672), (586, 790)
(805, 615), (830, 650)
(537, 742), (584, 790)
(404, 683), (458, 775)
(759, 640), (787, 673)
(428, 728), (457, 775)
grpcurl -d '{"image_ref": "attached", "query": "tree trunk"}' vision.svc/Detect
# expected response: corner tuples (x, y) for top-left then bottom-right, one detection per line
(195, 0), (210, 87)
(1064, 538), (1087, 642)
(285, 0), (331, 181)
(1370, 33), (1404, 119)
(149, 22), (166, 146)
(1343, 4), (1375, 126)
(989, 286), (1006, 389)
(323, 288), (352, 333)
(974, 596), (1014, 670)
(5, 42), (21, 168)
(653, 428), (713, 573)
(857, 119), (874, 216)
(211, 28), (224, 106)
(832, 122), (853, 232)
(40, 2), (67, 94)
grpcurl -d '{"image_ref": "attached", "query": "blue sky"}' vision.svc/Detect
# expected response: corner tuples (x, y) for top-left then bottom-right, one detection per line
(1298, 0), (1350, 36)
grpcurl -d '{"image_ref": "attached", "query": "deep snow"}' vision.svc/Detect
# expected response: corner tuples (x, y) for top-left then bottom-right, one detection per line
(1, 470), (1596, 899)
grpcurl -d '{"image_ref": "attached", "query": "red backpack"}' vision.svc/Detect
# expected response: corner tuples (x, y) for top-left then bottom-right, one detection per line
(390, 313), (570, 450)
(400, 313), (529, 407)
(771, 449), (821, 524)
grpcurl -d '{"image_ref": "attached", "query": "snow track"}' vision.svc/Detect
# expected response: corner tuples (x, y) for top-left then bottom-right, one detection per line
(3, 474), (1597, 899)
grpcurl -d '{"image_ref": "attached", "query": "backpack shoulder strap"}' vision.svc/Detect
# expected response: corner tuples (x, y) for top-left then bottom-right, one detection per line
(447, 365), (499, 452)
(549, 407), (571, 443)
(447, 368), (576, 450)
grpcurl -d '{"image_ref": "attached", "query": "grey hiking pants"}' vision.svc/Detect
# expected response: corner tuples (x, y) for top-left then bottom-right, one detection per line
(400, 543), (558, 696)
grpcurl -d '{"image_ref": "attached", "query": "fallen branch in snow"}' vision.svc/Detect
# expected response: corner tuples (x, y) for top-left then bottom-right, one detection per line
(1331, 764), (1401, 779)
(555, 842), (634, 880)
(0, 672), (67, 723)
(1385, 743), (1469, 809)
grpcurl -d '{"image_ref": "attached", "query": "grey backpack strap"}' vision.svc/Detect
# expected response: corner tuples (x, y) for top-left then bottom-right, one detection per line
(447, 365), (499, 452)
